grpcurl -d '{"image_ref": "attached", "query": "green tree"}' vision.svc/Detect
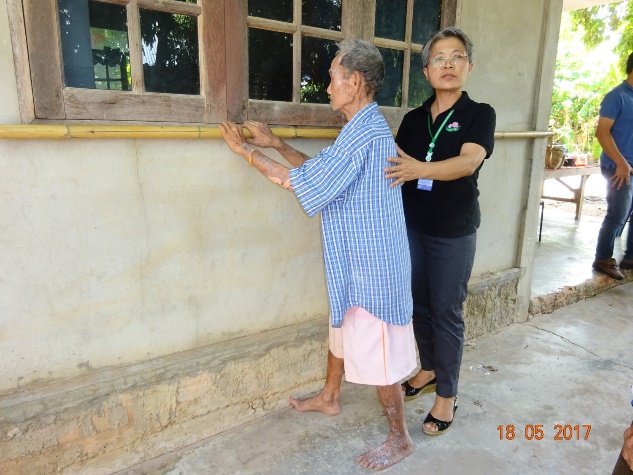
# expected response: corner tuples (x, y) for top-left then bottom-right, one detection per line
(550, 7), (627, 157)
(570, 1), (633, 72)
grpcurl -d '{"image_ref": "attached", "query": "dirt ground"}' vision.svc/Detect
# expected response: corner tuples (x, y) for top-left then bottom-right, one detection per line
(546, 195), (607, 218)
(541, 173), (608, 218)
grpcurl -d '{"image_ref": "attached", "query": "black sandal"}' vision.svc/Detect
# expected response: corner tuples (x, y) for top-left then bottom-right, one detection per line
(402, 377), (437, 401)
(422, 397), (458, 436)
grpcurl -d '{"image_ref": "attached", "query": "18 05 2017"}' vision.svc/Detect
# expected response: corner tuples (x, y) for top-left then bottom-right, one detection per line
(497, 424), (592, 440)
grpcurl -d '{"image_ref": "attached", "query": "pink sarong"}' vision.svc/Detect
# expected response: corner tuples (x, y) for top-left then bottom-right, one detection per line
(329, 306), (416, 386)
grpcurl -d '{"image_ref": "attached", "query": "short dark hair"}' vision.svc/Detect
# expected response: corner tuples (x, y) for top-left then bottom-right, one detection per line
(627, 52), (633, 75)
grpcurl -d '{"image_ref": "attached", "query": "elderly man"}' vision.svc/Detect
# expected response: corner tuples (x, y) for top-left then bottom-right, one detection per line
(219, 39), (415, 470)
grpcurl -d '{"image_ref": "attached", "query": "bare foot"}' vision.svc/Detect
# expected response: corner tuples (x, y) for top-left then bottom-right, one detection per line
(357, 433), (413, 471)
(289, 391), (341, 416)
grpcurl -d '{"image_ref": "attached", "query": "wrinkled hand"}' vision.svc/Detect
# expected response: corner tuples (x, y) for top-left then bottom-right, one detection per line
(218, 121), (251, 159)
(610, 162), (632, 190)
(384, 145), (423, 187)
(623, 425), (633, 470)
(243, 120), (283, 149)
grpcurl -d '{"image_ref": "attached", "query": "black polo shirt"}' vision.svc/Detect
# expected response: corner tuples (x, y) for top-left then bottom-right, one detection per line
(396, 91), (496, 238)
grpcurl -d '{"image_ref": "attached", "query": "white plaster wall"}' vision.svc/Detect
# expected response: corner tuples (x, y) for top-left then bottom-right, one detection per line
(0, 0), (559, 392)
(0, 11), (331, 390)
(0, 0), (328, 392)
(460, 0), (550, 275)
(0, 136), (330, 391)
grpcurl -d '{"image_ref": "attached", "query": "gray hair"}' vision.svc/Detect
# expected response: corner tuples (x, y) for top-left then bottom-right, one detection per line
(421, 27), (474, 69)
(337, 39), (385, 99)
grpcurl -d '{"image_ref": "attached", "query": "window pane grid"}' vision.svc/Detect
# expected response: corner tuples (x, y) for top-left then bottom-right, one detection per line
(95, 0), (201, 16)
(248, 0), (293, 23)
(139, 8), (200, 95)
(301, 36), (338, 104)
(247, 0), (345, 105)
(248, 28), (293, 102)
(137, 0), (201, 16)
(375, 0), (407, 41)
(302, 0), (342, 32)
(373, 0), (441, 110)
(60, 0), (202, 96)
(300, 25), (344, 41)
(246, 17), (298, 35)
(373, 0), (410, 109)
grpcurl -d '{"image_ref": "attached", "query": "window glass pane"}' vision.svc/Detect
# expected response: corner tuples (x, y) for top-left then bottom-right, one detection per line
(140, 10), (199, 95)
(248, 0), (293, 23)
(59, 0), (130, 90)
(412, 0), (442, 44)
(376, 48), (403, 107)
(374, 0), (406, 41)
(91, 27), (130, 90)
(408, 52), (433, 108)
(249, 29), (293, 102)
(302, 0), (342, 31)
(301, 37), (337, 104)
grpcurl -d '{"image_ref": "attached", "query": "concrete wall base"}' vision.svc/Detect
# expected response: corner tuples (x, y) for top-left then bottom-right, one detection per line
(465, 269), (522, 338)
(0, 270), (522, 475)
(529, 272), (633, 316)
(0, 322), (329, 475)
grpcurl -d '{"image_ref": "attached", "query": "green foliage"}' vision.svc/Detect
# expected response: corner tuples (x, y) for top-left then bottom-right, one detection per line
(570, 1), (633, 72)
(550, 9), (627, 156)
(570, 5), (618, 47)
(300, 80), (329, 103)
(551, 57), (618, 153)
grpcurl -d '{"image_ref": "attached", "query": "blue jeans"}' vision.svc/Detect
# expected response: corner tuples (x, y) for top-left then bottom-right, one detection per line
(595, 165), (633, 261)
(407, 229), (476, 398)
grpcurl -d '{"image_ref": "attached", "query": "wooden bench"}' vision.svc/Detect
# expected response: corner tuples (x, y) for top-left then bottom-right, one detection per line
(541, 165), (601, 220)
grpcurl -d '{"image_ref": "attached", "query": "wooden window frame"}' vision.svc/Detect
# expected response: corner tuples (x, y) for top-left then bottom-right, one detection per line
(7, 0), (459, 127)
(15, 0), (226, 124)
(237, 0), (366, 127)
(235, 0), (459, 128)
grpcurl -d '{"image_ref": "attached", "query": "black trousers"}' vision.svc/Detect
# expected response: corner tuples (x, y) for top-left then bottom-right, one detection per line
(407, 228), (476, 398)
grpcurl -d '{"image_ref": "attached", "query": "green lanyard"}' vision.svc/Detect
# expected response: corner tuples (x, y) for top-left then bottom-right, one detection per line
(425, 110), (454, 162)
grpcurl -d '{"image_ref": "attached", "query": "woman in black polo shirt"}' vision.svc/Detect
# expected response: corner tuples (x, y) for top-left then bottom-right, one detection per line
(385, 27), (496, 436)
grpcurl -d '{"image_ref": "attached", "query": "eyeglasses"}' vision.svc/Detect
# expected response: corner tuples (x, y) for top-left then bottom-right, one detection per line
(428, 55), (469, 68)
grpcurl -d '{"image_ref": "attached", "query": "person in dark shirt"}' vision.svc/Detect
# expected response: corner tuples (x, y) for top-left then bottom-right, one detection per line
(384, 26), (495, 436)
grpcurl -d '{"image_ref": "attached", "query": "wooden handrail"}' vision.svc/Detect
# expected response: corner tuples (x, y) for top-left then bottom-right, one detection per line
(0, 124), (554, 140)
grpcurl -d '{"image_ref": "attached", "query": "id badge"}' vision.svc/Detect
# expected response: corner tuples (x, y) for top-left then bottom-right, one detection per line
(417, 178), (433, 191)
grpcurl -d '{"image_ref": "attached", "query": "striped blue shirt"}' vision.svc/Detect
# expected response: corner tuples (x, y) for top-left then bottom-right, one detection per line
(289, 102), (412, 328)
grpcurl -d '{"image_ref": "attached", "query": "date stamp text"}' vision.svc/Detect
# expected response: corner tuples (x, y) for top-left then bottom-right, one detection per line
(497, 424), (592, 441)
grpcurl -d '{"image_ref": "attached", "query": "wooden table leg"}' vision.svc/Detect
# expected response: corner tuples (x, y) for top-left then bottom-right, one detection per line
(574, 175), (589, 220)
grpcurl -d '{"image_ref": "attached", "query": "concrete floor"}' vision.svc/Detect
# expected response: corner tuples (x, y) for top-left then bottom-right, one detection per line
(121, 205), (633, 475)
(531, 201), (623, 297)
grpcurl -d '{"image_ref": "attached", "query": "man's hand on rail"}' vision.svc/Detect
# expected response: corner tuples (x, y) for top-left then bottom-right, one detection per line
(243, 121), (284, 150)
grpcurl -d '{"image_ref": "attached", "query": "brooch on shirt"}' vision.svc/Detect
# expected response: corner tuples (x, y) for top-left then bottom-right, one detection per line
(446, 122), (461, 132)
